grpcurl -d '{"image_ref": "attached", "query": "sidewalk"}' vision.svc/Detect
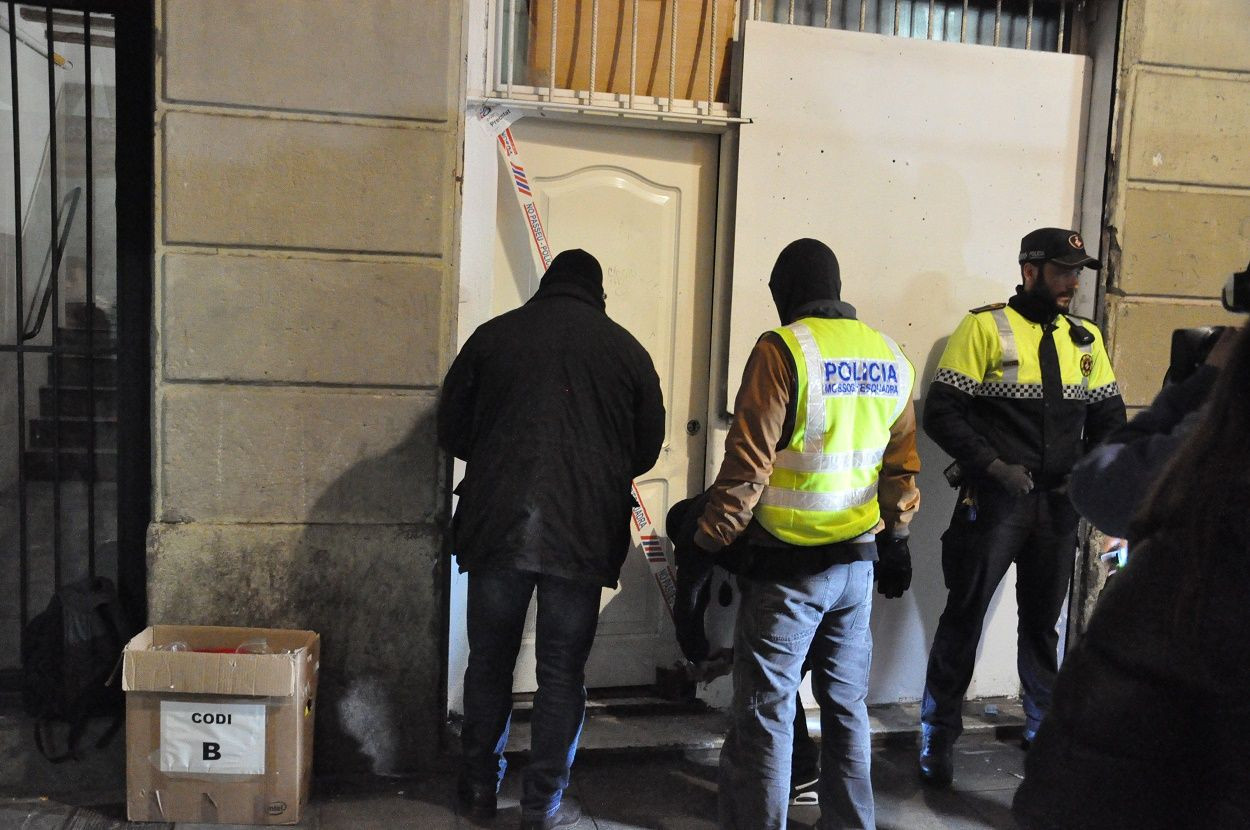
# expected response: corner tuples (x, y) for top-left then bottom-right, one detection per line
(0, 699), (1028, 829)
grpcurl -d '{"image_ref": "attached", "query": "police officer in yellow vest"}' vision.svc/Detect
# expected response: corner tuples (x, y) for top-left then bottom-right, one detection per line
(695, 239), (921, 830)
(918, 228), (1126, 788)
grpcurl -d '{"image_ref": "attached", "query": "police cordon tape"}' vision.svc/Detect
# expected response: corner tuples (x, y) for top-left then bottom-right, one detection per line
(474, 104), (679, 621)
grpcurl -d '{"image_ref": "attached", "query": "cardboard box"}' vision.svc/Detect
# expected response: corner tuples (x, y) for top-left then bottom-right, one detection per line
(123, 625), (320, 825)
(527, 0), (736, 102)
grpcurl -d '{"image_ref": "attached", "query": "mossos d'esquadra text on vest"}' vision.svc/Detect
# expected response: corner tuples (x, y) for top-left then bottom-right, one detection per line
(822, 357), (902, 397)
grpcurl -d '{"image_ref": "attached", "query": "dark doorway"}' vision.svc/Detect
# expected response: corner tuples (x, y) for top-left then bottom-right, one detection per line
(0, 0), (152, 697)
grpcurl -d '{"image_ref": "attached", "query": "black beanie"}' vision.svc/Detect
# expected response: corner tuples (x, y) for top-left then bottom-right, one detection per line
(539, 249), (604, 294)
(768, 239), (842, 325)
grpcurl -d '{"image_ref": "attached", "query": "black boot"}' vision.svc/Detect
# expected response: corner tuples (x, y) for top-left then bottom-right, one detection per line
(456, 777), (498, 821)
(918, 729), (954, 787)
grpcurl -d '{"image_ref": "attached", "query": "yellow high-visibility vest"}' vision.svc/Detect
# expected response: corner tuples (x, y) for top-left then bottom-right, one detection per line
(756, 317), (915, 546)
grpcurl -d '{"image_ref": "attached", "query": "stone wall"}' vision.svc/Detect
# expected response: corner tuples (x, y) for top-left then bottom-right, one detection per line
(1105, 0), (1250, 405)
(149, 0), (462, 775)
(1073, 0), (1250, 635)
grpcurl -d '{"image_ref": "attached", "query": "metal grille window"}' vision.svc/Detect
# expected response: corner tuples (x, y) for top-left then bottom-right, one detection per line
(1, 1), (149, 694)
(747, 0), (1077, 52)
(488, 0), (743, 123)
(485, 0), (1082, 120)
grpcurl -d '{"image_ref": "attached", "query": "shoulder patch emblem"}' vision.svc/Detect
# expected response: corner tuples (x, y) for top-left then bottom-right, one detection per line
(1080, 354), (1093, 377)
(969, 302), (1006, 314)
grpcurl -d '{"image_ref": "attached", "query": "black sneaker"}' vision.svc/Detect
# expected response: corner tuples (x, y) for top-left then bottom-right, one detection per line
(789, 776), (820, 806)
(520, 799), (582, 830)
(456, 777), (497, 821)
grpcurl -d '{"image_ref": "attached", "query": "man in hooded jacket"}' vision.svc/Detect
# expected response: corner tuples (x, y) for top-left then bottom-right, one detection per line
(438, 249), (665, 830)
(695, 239), (921, 830)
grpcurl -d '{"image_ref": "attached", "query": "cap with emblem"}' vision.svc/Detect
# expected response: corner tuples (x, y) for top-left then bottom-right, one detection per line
(1018, 227), (1101, 269)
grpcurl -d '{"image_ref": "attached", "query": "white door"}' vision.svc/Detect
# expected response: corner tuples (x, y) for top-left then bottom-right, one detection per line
(491, 119), (718, 690)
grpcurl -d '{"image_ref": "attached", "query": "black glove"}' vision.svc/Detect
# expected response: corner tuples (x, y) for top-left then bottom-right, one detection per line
(986, 458), (1034, 496)
(874, 535), (912, 599)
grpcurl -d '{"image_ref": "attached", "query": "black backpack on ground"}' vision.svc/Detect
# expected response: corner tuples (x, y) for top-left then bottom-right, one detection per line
(20, 576), (134, 762)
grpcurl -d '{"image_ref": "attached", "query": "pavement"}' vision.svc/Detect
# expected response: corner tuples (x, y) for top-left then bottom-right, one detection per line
(0, 698), (1028, 829)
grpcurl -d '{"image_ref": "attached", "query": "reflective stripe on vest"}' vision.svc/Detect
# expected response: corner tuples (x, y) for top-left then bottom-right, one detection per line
(987, 308), (1093, 393)
(758, 481), (880, 513)
(756, 318), (914, 546)
(989, 308), (1020, 383)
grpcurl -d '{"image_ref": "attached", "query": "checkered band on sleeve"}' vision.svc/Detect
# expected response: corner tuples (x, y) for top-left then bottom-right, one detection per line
(933, 368), (980, 395)
(1062, 385), (1091, 401)
(978, 381), (1044, 400)
(1088, 382), (1123, 404)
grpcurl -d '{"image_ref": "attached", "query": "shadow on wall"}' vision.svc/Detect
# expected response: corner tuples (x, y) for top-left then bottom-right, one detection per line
(867, 308), (961, 703)
(284, 406), (447, 779)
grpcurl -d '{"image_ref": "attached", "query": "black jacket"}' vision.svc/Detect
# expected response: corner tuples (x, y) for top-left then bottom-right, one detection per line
(1067, 366), (1216, 537)
(1012, 534), (1250, 828)
(437, 251), (666, 587)
(924, 290), (1126, 489)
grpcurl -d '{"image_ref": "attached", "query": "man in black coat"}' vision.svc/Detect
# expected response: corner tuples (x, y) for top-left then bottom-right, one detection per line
(438, 249), (665, 830)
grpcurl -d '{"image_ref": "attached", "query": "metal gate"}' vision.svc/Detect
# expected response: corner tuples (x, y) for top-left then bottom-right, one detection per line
(1, 0), (151, 696)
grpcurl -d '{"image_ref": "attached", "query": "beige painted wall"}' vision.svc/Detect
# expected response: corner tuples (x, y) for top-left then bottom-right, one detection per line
(1106, 0), (1250, 405)
(149, 0), (462, 775)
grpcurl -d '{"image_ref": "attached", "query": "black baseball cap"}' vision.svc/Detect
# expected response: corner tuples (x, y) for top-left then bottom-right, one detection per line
(1018, 227), (1101, 269)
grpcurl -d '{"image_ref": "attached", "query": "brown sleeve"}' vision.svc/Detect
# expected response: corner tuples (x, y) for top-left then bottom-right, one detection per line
(879, 397), (921, 537)
(694, 335), (792, 551)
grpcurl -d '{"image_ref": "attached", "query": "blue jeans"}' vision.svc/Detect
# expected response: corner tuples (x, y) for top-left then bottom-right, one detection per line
(719, 560), (875, 830)
(460, 569), (602, 820)
(921, 487), (1077, 739)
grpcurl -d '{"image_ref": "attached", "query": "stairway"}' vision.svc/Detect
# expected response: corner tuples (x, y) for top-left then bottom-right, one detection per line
(23, 302), (118, 482)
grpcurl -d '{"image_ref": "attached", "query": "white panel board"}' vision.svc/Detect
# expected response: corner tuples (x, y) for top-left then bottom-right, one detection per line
(731, 21), (1089, 393)
(730, 22), (1090, 705)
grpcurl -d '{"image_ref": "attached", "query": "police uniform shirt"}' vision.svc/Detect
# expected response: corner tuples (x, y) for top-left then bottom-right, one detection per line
(924, 292), (1127, 487)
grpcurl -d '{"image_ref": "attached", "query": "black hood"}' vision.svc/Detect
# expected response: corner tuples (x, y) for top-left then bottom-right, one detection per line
(769, 239), (843, 325)
(531, 249), (605, 310)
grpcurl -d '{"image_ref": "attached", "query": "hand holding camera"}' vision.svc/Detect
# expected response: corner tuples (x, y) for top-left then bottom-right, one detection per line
(1167, 263), (1249, 384)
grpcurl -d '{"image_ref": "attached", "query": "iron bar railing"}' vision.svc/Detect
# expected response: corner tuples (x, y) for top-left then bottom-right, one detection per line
(84, 8), (96, 577)
(45, 0), (64, 593)
(4, 2), (119, 670)
(7, 0), (29, 641)
(22, 186), (80, 340)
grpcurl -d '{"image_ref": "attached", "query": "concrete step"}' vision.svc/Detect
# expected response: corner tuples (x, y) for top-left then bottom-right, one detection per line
(22, 448), (118, 482)
(38, 387), (117, 418)
(483, 693), (1027, 755)
(29, 416), (119, 450)
(47, 353), (118, 386)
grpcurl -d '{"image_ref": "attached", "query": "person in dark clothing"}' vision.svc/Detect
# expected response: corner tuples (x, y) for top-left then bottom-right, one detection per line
(695, 239), (921, 829)
(1068, 325), (1237, 538)
(1013, 320), (1250, 830)
(438, 249), (665, 830)
(917, 228), (1126, 787)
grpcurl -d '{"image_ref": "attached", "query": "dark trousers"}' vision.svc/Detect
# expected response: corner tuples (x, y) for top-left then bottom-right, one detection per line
(921, 486), (1078, 737)
(460, 569), (602, 820)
